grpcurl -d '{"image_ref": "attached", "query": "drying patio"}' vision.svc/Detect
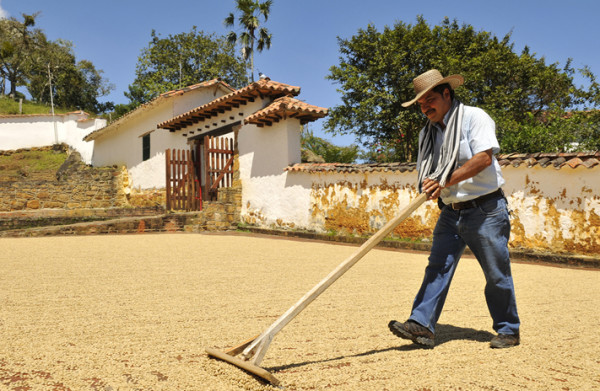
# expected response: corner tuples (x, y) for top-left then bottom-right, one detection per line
(1, 233), (598, 390)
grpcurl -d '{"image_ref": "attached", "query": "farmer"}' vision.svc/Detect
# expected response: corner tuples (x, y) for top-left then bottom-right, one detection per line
(388, 69), (520, 349)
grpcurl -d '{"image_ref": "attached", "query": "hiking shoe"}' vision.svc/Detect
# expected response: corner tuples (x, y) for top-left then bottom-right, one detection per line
(490, 333), (520, 349)
(388, 320), (435, 347)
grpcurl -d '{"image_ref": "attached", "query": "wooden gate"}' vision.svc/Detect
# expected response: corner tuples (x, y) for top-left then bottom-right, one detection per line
(165, 148), (202, 211)
(204, 135), (234, 201)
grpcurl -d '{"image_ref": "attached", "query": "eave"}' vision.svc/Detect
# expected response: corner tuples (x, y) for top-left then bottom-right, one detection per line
(158, 78), (301, 132)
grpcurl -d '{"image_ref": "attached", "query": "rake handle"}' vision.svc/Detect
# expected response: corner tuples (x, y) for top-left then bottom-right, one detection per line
(242, 192), (429, 364)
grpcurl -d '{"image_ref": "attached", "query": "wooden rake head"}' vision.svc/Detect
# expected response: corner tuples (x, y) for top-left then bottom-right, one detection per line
(206, 333), (280, 386)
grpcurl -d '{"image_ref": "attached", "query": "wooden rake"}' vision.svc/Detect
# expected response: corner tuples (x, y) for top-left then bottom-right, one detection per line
(206, 193), (428, 386)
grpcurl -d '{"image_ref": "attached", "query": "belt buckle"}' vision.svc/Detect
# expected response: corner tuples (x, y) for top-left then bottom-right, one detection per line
(451, 200), (476, 210)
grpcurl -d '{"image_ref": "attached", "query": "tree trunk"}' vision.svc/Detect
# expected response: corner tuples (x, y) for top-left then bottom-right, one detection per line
(9, 79), (17, 98)
(250, 39), (255, 82)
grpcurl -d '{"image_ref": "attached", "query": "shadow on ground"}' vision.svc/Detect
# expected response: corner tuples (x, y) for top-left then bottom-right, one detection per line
(269, 323), (494, 373)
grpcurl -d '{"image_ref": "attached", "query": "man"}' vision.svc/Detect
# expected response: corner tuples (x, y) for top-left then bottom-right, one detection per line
(388, 69), (520, 349)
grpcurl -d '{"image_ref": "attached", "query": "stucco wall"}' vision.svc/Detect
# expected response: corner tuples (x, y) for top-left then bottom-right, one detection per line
(0, 112), (105, 164)
(240, 164), (600, 256)
(241, 168), (436, 235)
(502, 165), (600, 255)
(238, 117), (308, 228)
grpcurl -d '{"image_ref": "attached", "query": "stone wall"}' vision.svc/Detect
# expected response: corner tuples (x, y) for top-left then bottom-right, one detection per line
(0, 152), (129, 211)
(127, 188), (167, 208)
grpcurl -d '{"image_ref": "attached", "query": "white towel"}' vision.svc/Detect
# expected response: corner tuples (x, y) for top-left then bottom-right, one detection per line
(417, 100), (463, 192)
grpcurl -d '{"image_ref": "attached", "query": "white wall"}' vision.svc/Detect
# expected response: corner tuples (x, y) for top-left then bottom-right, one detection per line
(501, 164), (600, 254)
(238, 118), (309, 228)
(0, 112), (105, 163)
(92, 103), (190, 189)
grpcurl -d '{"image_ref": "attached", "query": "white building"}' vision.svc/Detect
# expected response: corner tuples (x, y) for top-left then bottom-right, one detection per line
(84, 80), (235, 189)
(158, 77), (328, 212)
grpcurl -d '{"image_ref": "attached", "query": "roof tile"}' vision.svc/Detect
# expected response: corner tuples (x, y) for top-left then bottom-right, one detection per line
(497, 153), (600, 169)
(582, 158), (599, 168)
(566, 157), (583, 169)
(285, 162), (418, 174)
(158, 78), (301, 131)
(553, 157), (567, 168)
(286, 152), (600, 173)
(244, 95), (327, 127)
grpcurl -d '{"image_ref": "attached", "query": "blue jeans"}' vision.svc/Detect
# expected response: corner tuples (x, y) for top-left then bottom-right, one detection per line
(409, 195), (520, 336)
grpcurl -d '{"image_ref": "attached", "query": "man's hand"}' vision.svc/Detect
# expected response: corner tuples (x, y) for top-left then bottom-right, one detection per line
(422, 178), (443, 200)
(421, 149), (494, 201)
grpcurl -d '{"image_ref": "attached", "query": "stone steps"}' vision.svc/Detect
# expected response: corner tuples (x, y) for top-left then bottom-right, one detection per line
(0, 207), (166, 232)
(0, 212), (198, 238)
(0, 202), (239, 238)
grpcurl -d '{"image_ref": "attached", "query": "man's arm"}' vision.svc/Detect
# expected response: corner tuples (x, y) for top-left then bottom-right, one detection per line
(422, 148), (493, 200)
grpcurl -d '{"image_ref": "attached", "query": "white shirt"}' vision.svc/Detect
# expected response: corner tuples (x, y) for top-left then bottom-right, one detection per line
(421, 104), (505, 204)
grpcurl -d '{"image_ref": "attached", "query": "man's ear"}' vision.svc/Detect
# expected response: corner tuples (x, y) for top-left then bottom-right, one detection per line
(443, 88), (452, 101)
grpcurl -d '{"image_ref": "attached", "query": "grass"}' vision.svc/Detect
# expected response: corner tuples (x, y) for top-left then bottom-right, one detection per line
(0, 147), (68, 181)
(0, 96), (71, 115)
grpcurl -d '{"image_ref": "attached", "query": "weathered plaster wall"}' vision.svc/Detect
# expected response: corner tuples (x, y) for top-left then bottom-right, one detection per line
(241, 164), (600, 256)
(502, 165), (600, 255)
(307, 171), (438, 239)
(241, 166), (438, 238)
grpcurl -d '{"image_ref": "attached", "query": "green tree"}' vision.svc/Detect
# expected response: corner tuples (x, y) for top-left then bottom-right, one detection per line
(0, 13), (113, 113)
(111, 102), (138, 120)
(0, 13), (42, 97)
(360, 138), (408, 163)
(325, 17), (600, 159)
(301, 127), (360, 163)
(125, 27), (248, 105)
(27, 39), (114, 113)
(224, 0), (273, 82)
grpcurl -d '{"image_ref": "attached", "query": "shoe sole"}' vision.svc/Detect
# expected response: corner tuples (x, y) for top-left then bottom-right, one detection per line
(388, 321), (434, 347)
(490, 340), (520, 349)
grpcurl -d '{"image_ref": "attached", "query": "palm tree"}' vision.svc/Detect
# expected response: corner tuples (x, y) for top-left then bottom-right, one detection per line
(224, 0), (273, 82)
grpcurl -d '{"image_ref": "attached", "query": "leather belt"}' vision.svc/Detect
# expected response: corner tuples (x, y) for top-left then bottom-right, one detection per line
(446, 188), (504, 210)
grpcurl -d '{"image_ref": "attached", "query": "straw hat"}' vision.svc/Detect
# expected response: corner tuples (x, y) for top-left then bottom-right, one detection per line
(402, 69), (464, 107)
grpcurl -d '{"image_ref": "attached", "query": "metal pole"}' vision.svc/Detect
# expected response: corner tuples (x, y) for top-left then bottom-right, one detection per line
(48, 63), (58, 144)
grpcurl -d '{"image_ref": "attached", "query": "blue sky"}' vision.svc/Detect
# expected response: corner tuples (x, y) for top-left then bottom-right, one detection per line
(3, 0), (599, 147)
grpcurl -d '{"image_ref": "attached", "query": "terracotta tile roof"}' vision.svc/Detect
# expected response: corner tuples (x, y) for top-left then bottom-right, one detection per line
(158, 78), (301, 131)
(244, 95), (328, 127)
(83, 79), (233, 141)
(497, 152), (600, 169)
(285, 152), (600, 173)
(285, 162), (417, 173)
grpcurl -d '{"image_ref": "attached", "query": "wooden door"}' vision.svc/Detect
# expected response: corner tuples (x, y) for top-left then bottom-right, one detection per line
(165, 148), (202, 211)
